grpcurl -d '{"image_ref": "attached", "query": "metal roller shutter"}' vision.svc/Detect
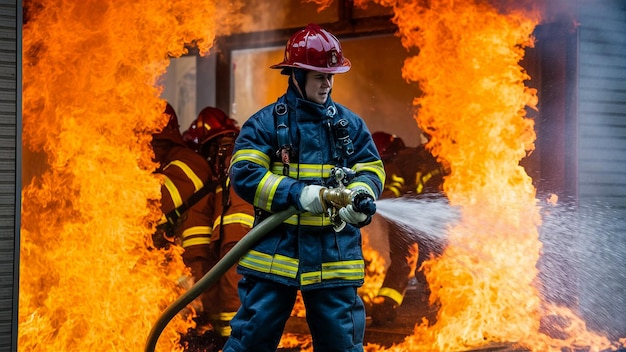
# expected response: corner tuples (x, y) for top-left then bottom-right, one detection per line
(576, 0), (626, 340)
(0, 0), (18, 351)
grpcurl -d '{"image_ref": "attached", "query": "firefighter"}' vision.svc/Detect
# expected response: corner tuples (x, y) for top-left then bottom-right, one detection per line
(369, 131), (448, 326)
(151, 103), (214, 316)
(222, 24), (385, 352)
(182, 107), (255, 346)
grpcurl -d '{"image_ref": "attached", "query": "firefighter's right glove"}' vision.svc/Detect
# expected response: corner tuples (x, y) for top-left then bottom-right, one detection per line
(338, 204), (368, 225)
(298, 185), (326, 215)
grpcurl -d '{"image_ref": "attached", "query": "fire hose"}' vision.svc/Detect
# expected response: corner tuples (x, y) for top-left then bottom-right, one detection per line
(145, 184), (376, 352)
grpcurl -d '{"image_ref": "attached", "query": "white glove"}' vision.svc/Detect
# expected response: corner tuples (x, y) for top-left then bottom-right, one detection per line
(299, 185), (326, 215)
(338, 204), (367, 224)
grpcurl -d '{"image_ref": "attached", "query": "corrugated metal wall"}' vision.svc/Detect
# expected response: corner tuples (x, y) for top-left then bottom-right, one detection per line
(0, 0), (17, 351)
(577, 1), (626, 206)
(576, 0), (626, 340)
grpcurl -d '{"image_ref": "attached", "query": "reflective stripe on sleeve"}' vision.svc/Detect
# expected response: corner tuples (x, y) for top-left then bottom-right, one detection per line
(181, 225), (212, 248)
(255, 172), (285, 210)
(165, 160), (204, 192)
(352, 160), (386, 185)
(213, 213), (255, 230)
(163, 175), (183, 208)
(231, 149), (270, 169)
(270, 162), (335, 179)
(386, 174), (405, 197)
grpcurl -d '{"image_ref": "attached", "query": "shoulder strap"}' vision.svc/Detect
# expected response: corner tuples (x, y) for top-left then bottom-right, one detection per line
(164, 179), (218, 225)
(274, 96), (293, 176)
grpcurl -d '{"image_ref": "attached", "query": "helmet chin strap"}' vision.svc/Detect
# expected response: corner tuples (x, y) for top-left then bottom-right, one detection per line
(291, 70), (307, 100)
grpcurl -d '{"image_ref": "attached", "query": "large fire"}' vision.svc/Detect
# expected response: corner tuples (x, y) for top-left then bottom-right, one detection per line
(314, 0), (622, 351)
(20, 0), (625, 351)
(19, 0), (238, 350)
(364, 0), (620, 350)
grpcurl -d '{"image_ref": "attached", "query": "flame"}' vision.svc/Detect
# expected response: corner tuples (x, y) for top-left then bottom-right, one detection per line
(387, 1), (619, 350)
(280, 333), (313, 352)
(359, 230), (391, 307)
(19, 0), (232, 350)
(20, 0), (624, 351)
(390, 2), (545, 350)
(309, 0), (622, 351)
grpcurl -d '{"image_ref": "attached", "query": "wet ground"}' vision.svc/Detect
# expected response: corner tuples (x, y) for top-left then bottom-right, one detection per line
(182, 279), (626, 351)
(278, 280), (529, 351)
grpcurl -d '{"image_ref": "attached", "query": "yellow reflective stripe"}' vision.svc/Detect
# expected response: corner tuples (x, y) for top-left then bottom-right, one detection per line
(377, 287), (404, 305)
(386, 174), (404, 197)
(352, 160), (386, 185)
(321, 260), (365, 280)
(157, 214), (168, 226)
(165, 160), (204, 192)
(390, 174), (405, 188)
(301, 260), (365, 286)
(163, 175), (183, 208)
(284, 213), (333, 226)
(347, 182), (375, 198)
(384, 184), (401, 198)
(212, 311), (237, 321)
(415, 169), (440, 194)
(301, 271), (322, 285)
(255, 172), (285, 209)
(181, 225), (212, 248)
(239, 250), (299, 279)
(270, 162), (335, 178)
(415, 171), (424, 194)
(209, 311), (237, 336)
(182, 236), (211, 248)
(217, 325), (231, 337)
(213, 213), (255, 230)
(231, 149), (270, 169)
(240, 250), (272, 273)
(182, 225), (212, 239)
(269, 254), (299, 278)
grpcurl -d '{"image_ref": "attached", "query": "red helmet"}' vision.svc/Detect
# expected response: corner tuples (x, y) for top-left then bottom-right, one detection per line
(270, 23), (351, 74)
(183, 107), (239, 152)
(153, 103), (186, 147)
(372, 131), (406, 160)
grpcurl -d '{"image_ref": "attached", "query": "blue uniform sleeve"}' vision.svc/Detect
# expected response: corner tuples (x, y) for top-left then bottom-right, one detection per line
(229, 107), (305, 213)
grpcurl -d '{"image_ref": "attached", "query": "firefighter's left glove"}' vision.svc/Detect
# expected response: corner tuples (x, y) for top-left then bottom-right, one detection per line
(338, 204), (369, 226)
(299, 185), (327, 215)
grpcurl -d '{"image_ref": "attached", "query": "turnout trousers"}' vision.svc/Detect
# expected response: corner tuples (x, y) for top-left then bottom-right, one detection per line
(222, 276), (366, 352)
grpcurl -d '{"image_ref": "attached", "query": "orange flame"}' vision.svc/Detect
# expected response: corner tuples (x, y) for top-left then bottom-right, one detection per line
(359, 231), (392, 307)
(310, 0), (622, 351)
(389, 1), (619, 350)
(20, 1), (228, 350)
